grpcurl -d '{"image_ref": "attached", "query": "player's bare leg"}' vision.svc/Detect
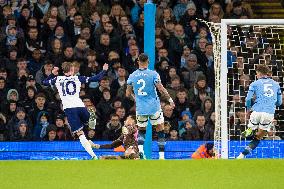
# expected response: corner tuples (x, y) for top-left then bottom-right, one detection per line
(237, 128), (267, 159)
(76, 130), (98, 159)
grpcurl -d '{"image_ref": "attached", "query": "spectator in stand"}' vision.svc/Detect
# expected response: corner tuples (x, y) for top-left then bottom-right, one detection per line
(188, 74), (213, 108)
(173, 0), (190, 22)
(19, 86), (37, 113)
(10, 119), (32, 141)
(166, 75), (183, 100)
(110, 67), (127, 96)
(167, 128), (179, 141)
(103, 113), (122, 141)
(1, 47), (17, 76)
(65, 12), (84, 46)
(54, 114), (72, 141)
(181, 53), (204, 88)
(25, 26), (46, 58)
(63, 45), (74, 62)
(195, 113), (213, 140)
(1, 24), (25, 57)
(89, 76), (110, 105)
(73, 37), (90, 64)
(157, 7), (176, 29)
(35, 60), (54, 89)
(208, 2), (224, 22)
(194, 96), (214, 122)
(80, 50), (100, 88)
(180, 45), (191, 68)
(28, 48), (45, 76)
(0, 76), (7, 103)
(46, 38), (64, 67)
(32, 111), (50, 141)
(168, 24), (192, 66)
(2, 100), (17, 124)
(163, 103), (178, 131)
(123, 44), (139, 74)
(96, 88), (113, 126)
(174, 88), (192, 117)
(181, 119), (199, 140)
(115, 106), (126, 123)
(7, 107), (32, 141)
(107, 51), (121, 82)
(28, 92), (52, 127)
(43, 124), (58, 141)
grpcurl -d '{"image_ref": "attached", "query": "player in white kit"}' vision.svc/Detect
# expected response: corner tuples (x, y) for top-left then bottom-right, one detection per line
(43, 62), (109, 159)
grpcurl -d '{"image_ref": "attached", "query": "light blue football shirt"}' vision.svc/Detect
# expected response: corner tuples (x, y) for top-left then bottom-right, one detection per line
(127, 68), (161, 115)
(246, 77), (282, 114)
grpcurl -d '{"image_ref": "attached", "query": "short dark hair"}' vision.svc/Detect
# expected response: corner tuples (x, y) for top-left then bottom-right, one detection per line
(35, 92), (46, 99)
(110, 113), (119, 119)
(138, 53), (149, 64)
(256, 64), (270, 75)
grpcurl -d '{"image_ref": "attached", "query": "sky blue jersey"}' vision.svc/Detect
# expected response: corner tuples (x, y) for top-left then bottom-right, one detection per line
(246, 77), (282, 114)
(127, 68), (161, 115)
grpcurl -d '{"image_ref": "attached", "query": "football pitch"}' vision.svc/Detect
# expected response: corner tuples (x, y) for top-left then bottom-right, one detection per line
(0, 159), (283, 189)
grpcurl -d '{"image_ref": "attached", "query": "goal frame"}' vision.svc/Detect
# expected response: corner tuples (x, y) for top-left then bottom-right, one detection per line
(220, 19), (284, 159)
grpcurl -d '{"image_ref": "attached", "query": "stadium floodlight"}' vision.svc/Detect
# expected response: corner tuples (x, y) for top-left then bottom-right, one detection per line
(218, 19), (284, 159)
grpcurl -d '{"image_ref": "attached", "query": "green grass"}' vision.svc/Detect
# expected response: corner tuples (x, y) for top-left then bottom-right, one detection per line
(0, 160), (284, 189)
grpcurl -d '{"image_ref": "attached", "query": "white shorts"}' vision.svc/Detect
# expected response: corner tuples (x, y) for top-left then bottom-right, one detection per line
(248, 111), (274, 132)
(136, 110), (164, 128)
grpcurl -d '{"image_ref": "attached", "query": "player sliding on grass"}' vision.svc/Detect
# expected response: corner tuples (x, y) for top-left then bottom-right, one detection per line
(43, 61), (109, 159)
(126, 53), (175, 159)
(237, 64), (282, 159)
(87, 115), (139, 160)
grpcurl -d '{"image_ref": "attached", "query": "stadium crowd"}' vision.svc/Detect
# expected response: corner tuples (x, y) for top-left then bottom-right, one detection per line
(0, 0), (255, 142)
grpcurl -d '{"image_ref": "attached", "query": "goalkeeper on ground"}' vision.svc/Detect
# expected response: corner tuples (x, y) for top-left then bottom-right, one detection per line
(88, 115), (140, 160)
(192, 142), (215, 159)
(237, 64), (282, 159)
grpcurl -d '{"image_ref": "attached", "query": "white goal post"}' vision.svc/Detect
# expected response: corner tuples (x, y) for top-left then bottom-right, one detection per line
(220, 19), (284, 159)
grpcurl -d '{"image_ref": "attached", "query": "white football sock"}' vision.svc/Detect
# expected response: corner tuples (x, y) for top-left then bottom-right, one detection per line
(159, 152), (165, 160)
(79, 134), (97, 158)
(138, 145), (144, 154)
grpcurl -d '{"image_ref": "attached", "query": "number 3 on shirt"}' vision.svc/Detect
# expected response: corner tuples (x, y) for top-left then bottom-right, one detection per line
(264, 83), (274, 97)
(137, 79), (147, 96)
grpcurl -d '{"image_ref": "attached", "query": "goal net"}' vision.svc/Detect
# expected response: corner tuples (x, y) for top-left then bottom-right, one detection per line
(216, 19), (284, 159)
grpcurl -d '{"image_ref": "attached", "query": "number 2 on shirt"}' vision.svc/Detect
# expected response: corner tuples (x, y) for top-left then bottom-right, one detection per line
(137, 79), (147, 96)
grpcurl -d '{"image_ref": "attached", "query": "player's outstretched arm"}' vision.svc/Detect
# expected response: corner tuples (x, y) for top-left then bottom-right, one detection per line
(89, 139), (123, 149)
(42, 66), (59, 86)
(156, 82), (175, 108)
(88, 63), (109, 82)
